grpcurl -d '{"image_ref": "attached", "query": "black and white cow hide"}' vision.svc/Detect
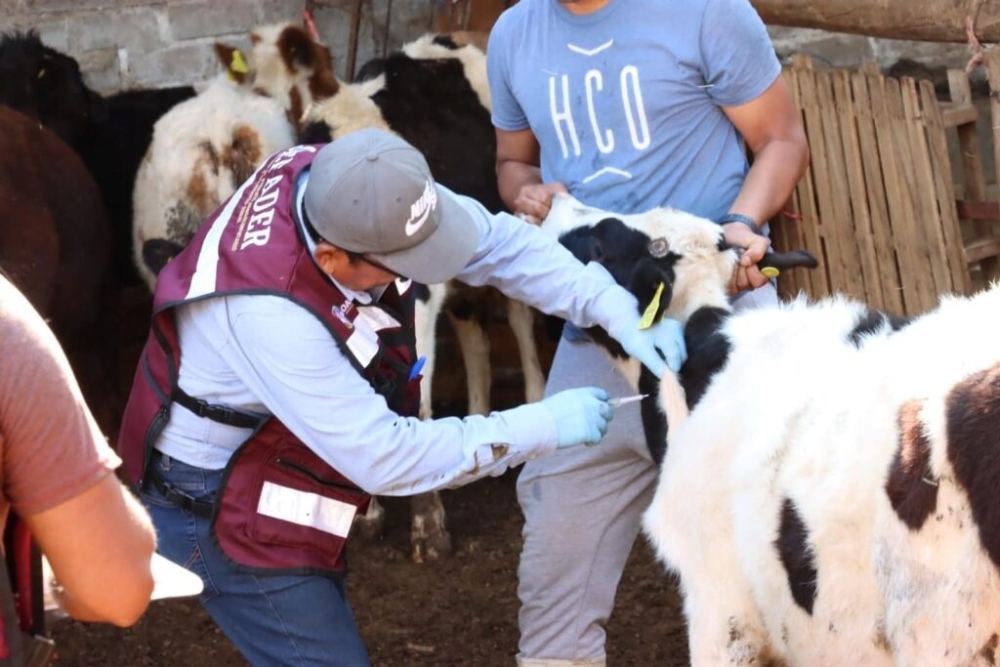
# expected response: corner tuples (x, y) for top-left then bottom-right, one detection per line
(544, 192), (1000, 667)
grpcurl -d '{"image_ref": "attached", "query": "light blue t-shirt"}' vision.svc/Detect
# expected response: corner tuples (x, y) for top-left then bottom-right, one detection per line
(487, 0), (781, 219)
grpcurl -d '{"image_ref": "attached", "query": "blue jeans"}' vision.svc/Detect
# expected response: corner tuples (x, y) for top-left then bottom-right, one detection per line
(140, 452), (370, 667)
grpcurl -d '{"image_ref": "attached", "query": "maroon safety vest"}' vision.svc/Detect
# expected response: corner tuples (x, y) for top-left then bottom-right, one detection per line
(119, 145), (421, 576)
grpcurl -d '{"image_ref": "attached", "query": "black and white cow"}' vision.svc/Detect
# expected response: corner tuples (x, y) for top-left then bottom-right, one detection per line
(543, 193), (1000, 666)
(301, 32), (545, 562)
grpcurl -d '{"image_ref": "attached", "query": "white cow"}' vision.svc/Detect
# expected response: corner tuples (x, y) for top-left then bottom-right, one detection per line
(543, 193), (1000, 666)
(132, 22), (333, 290)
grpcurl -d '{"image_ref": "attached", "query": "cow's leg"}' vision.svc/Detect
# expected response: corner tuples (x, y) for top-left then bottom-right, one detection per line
(505, 298), (545, 403)
(415, 282), (447, 419)
(448, 311), (491, 416)
(410, 490), (452, 563)
(353, 496), (386, 541)
(643, 428), (774, 665)
(410, 283), (452, 561)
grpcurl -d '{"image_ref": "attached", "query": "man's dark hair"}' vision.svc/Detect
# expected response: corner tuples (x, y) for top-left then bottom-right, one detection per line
(301, 207), (365, 264)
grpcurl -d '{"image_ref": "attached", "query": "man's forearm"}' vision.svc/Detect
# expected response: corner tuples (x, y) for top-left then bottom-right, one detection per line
(497, 159), (543, 212)
(727, 138), (809, 224)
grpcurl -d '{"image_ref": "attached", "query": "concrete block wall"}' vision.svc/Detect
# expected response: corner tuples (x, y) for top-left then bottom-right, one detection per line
(0, 0), (985, 95)
(0, 0), (438, 94)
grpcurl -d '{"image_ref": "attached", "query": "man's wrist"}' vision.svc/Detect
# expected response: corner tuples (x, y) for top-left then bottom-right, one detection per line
(718, 212), (760, 235)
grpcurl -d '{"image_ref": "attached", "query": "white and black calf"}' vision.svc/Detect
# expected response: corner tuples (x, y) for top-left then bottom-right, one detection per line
(543, 193), (1000, 666)
(301, 32), (545, 562)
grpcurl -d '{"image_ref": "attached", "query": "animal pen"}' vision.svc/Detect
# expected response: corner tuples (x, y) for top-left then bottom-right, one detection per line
(315, 0), (1000, 320)
(772, 54), (1000, 316)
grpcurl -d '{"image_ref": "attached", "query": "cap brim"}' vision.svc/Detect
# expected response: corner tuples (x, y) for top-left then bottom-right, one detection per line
(367, 186), (480, 284)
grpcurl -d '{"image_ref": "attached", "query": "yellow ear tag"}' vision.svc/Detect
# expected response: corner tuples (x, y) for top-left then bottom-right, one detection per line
(230, 49), (249, 75)
(761, 266), (780, 279)
(638, 282), (665, 330)
(37, 68), (46, 79)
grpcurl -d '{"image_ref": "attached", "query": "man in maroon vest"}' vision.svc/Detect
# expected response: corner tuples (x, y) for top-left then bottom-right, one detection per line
(119, 128), (686, 665)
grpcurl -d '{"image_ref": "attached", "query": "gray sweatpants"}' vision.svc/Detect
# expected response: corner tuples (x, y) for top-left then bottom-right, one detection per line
(516, 284), (778, 664)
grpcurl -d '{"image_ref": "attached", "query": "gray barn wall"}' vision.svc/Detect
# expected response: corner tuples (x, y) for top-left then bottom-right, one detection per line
(0, 0), (439, 94)
(0, 1), (982, 95)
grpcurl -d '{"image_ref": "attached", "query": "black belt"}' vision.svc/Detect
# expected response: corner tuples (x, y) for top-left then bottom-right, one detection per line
(171, 388), (262, 429)
(146, 469), (215, 519)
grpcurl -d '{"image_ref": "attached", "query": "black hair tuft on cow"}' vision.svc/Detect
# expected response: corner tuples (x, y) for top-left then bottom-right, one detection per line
(431, 34), (461, 50)
(355, 56), (387, 83)
(142, 239), (185, 277)
(775, 498), (819, 615)
(679, 307), (732, 410)
(848, 309), (911, 348)
(640, 368), (668, 465)
(298, 121), (333, 144)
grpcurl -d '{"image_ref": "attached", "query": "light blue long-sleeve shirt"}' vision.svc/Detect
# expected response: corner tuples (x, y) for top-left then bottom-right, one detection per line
(155, 181), (639, 496)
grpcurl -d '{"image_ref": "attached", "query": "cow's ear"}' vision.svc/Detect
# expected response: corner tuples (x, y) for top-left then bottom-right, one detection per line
(278, 25), (318, 69)
(630, 258), (676, 321)
(557, 228), (599, 265)
(213, 43), (249, 84)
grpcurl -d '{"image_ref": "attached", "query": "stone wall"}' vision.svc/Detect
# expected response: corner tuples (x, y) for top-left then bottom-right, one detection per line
(0, 0), (986, 95)
(0, 0), (439, 94)
(768, 26), (986, 91)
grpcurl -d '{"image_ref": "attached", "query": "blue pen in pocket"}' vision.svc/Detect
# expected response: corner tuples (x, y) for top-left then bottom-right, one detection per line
(408, 356), (426, 381)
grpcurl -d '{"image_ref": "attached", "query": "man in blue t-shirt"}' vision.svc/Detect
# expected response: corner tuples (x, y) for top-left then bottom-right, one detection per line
(487, 1), (809, 664)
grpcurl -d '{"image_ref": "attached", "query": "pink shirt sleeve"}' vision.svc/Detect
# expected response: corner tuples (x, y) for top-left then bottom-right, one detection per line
(0, 278), (121, 517)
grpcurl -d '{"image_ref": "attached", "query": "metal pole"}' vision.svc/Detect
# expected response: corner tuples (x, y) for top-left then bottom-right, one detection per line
(346, 0), (365, 82)
(382, 0), (394, 57)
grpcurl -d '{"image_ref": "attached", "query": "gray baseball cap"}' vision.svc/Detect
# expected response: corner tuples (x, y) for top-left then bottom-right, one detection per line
(303, 128), (479, 284)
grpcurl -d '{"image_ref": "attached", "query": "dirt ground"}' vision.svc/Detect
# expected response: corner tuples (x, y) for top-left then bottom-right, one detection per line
(48, 292), (690, 666)
(49, 470), (690, 666)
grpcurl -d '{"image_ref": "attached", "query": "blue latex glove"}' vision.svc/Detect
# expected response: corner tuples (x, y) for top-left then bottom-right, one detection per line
(618, 316), (687, 377)
(539, 387), (614, 449)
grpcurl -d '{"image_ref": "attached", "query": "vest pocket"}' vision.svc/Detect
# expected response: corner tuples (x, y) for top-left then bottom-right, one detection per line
(244, 450), (366, 561)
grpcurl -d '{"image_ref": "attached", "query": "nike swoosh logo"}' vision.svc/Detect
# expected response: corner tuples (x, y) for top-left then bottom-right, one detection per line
(405, 207), (431, 236)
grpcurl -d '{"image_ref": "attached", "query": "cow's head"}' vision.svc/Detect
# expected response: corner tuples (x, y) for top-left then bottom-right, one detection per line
(241, 22), (339, 129)
(543, 194), (739, 325)
(0, 31), (107, 147)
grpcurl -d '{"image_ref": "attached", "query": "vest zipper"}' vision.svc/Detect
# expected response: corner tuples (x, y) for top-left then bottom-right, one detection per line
(275, 458), (363, 494)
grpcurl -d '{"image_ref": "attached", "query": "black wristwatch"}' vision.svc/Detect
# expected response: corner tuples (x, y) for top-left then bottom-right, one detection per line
(717, 212), (760, 235)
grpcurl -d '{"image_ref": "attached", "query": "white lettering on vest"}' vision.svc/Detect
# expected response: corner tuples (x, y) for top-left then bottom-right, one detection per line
(240, 174), (283, 249)
(549, 75), (581, 160)
(269, 144), (316, 172)
(585, 70), (614, 154)
(620, 65), (651, 150)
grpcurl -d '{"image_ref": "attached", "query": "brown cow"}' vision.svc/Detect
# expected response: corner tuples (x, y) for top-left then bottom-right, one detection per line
(0, 105), (116, 431)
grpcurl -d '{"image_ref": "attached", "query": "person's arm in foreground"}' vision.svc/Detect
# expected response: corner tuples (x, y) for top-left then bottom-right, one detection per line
(1, 278), (156, 626)
(495, 127), (566, 223)
(25, 477), (157, 626)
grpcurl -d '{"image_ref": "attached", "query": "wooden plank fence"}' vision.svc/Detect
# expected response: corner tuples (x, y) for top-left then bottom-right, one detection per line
(774, 55), (1000, 316)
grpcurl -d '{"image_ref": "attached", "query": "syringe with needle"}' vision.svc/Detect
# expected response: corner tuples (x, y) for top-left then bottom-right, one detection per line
(608, 394), (648, 408)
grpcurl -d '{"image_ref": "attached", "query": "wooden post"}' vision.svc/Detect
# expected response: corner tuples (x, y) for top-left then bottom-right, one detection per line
(750, 0), (1000, 43)
(948, 69), (997, 285)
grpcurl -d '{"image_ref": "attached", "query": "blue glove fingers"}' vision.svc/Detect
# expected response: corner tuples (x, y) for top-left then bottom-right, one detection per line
(542, 386), (613, 448)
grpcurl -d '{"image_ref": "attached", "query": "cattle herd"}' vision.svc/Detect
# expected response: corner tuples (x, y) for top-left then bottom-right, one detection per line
(2, 15), (999, 667)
